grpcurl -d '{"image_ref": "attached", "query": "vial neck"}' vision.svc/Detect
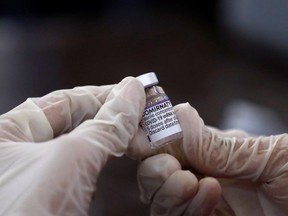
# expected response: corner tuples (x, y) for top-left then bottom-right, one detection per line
(145, 86), (164, 97)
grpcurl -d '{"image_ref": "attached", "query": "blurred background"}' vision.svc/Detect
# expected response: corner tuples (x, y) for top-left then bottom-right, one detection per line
(0, 0), (288, 215)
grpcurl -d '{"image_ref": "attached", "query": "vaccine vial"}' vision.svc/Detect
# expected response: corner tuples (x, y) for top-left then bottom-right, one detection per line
(136, 72), (183, 149)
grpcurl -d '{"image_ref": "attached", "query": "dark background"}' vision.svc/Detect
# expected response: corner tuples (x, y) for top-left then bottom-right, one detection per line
(0, 0), (287, 215)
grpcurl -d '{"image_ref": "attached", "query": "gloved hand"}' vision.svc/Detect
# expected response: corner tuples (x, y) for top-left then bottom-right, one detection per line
(128, 103), (288, 216)
(0, 77), (145, 216)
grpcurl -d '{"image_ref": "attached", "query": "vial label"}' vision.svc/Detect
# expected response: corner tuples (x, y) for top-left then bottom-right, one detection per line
(141, 99), (182, 143)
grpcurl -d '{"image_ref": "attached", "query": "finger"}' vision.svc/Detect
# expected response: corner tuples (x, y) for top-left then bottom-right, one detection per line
(183, 177), (221, 216)
(137, 154), (182, 204)
(151, 170), (198, 216)
(128, 103), (254, 171)
(35, 85), (114, 136)
(176, 103), (288, 182)
(62, 77), (146, 158)
(0, 85), (114, 142)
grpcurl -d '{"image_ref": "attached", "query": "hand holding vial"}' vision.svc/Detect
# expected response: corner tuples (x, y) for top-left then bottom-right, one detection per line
(128, 74), (288, 216)
(1, 71), (288, 216)
(0, 77), (146, 215)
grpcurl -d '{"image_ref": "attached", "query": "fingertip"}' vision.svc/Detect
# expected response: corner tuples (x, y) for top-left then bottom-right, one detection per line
(109, 76), (146, 116)
(138, 154), (182, 204)
(185, 177), (221, 215)
(174, 102), (200, 119)
(110, 76), (145, 97)
(151, 169), (199, 216)
(174, 102), (190, 112)
(119, 76), (145, 95)
(199, 177), (221, 198)
(139, 154), (182, 176)
(174, 103), (204, 132)
(163, 169), (199, 200)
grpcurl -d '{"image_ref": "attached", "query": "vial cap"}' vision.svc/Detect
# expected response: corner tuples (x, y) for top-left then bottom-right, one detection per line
(136, 72), (159, 88)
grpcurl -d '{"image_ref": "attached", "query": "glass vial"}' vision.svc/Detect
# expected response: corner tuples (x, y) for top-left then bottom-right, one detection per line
(136, 72), (183, 149)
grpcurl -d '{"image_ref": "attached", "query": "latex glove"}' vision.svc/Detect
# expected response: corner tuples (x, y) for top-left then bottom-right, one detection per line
(129, 103), (288, 216)
(0, 77), (145, 216)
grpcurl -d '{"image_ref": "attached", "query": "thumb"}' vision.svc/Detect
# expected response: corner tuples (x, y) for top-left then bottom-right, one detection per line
(176, 103), (288, 183)
(69, 77), (146, 158)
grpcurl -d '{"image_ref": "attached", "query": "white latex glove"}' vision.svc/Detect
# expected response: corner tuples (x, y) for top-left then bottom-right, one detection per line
(128, 103), (288, 216)
(0, 77), (145, 216)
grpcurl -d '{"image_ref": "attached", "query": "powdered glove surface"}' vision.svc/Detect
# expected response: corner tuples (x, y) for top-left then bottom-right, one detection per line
(129, 103), (288, 216)
(0, 77), (145, 216)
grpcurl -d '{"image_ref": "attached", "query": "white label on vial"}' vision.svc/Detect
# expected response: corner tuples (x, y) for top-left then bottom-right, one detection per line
(141, 99), (182, 143)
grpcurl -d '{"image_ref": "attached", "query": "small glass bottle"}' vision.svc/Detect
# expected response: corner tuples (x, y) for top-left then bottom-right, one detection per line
(136, 72), (183, 149)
